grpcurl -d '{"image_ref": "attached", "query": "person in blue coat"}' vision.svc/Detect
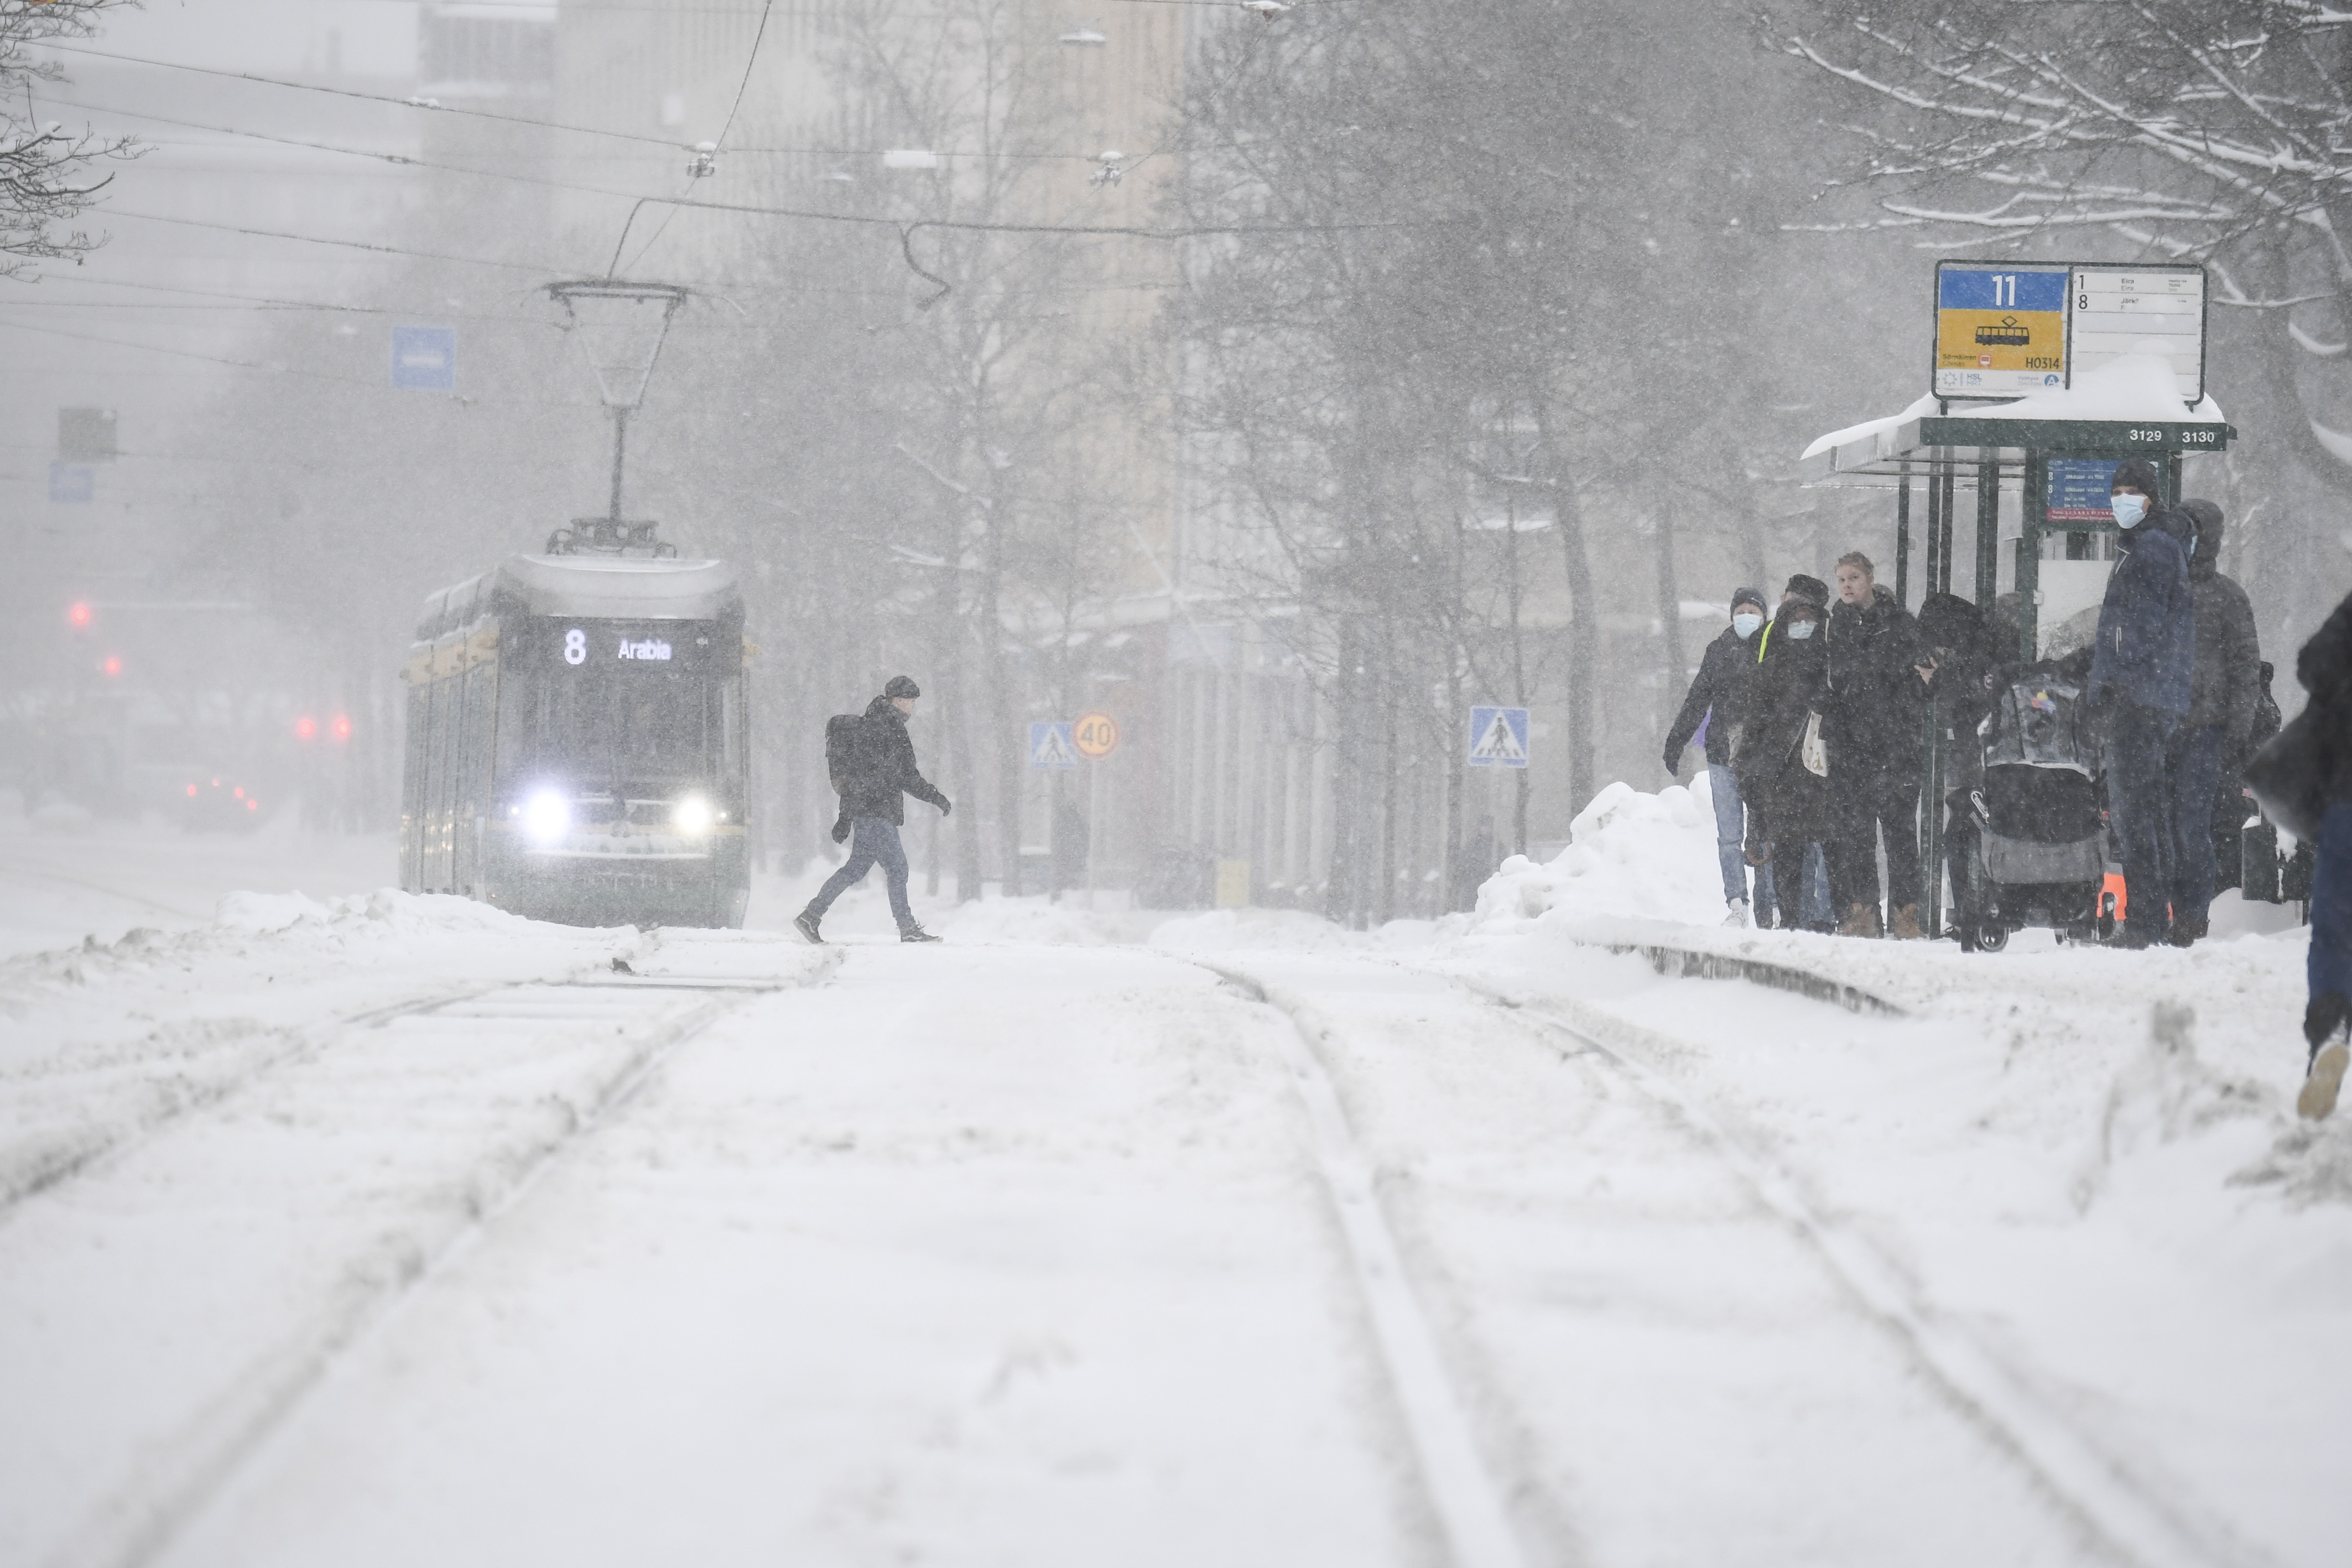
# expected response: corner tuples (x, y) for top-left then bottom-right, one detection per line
(2086, 458), (2198, 947)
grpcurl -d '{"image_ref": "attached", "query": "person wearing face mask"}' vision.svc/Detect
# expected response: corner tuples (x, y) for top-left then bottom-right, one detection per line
(1733, 577), (1835, 924)
(1664, 588), (1776, 926)
(2087, 457), (2199, 948)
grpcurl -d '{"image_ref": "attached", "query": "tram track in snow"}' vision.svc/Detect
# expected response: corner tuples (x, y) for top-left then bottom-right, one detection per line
(1200, 949), (2286, 1568)
(25, 943), (842, 1568)
(1452, 970), (2274, 1568)
(1195, 960), (1538, 1568)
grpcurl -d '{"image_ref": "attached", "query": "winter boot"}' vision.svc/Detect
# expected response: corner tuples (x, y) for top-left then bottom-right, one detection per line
(1835, 902), (1883, 939)
(2299, 995), (2351, 1119)
(900, 925), (942, 944)
(1887, 903), (1926, 941)
(2167, 914), (2208, 948)
(793, 909), (824, 945)
(1723, 898), (1751, 929)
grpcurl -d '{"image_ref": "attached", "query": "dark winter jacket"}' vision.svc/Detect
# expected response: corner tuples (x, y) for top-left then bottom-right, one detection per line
(2295, 588), (2352, 809)
(1664, 624), (1764, 769)
(1822, 584), (1926, 778)
(838, 695), (950, 826)
(1916, 592), (1999, 793)
(2088, 506), (2197, 713)
(1733, 604), (1834, 850)
(2182, 510), (2261, 742)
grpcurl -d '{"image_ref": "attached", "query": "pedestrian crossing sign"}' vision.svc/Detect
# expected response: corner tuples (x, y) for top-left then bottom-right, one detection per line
(1468, 706), (1529, 768)
(1028, 720), (1079, 770)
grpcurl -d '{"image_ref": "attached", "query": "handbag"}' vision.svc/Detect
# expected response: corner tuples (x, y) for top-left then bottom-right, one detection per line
(1800, 711), (1830, 777)
(2243, 703), (2337, 842)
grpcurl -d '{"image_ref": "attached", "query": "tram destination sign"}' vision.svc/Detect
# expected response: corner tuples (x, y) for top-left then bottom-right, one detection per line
(1932, 259), (2207, 407)
(2068, 263), (2206, 406)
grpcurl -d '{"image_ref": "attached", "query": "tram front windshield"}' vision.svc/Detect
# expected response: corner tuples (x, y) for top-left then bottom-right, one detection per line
(502, 619), (726, 796)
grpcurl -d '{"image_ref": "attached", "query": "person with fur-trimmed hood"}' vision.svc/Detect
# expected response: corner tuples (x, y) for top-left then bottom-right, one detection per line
(2163, 498), (2262, 947)
(2088, 459), (2199, 948)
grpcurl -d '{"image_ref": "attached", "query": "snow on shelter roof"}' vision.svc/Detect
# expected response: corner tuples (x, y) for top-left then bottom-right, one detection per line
(1799, 353), (2230, 483)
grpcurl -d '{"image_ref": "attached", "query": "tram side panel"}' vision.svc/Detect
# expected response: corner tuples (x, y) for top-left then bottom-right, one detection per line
(398, 648), (428, 893)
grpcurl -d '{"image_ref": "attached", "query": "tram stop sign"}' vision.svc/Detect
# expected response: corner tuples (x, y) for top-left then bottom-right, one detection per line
(1072, 711), (1120, 760)
(1934, 262), (2068, 399)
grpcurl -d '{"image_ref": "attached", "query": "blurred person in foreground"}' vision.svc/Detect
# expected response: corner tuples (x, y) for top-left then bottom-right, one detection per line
(2279, 589), (2352, 1119)
(1822, 551), (1927, 939)
(2087, 460), (2198, 949)
(797, 675), (951, 945)
(1665, 587), (1775, 926)
(2165, 499), (2261, 947)
(1734, 578), (1834, 930)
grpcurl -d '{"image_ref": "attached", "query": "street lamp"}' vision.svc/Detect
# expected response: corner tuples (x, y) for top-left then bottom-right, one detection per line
(544, 278), (690, 553)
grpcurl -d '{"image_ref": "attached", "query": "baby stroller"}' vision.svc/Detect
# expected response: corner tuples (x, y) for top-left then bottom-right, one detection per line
(1953, 660), (2106, 951)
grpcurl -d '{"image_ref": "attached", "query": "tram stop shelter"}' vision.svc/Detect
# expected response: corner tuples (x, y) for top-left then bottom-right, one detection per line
(1798, 351), (2235, 937)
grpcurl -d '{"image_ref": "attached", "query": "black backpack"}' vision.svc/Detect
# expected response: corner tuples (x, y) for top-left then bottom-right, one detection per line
(824, 713), (862, 796)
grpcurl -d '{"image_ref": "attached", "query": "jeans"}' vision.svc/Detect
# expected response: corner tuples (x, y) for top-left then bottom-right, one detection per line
(1759, 841), (1830, 928)
(2313, 804), (2352, 1005)
(2164, 723), (2228, 926)
(808, 816), (914, 930)
(1830, 765), (1923, 916)
(2104, 700), (2181, 931)
(1706, 763), (1774, 908)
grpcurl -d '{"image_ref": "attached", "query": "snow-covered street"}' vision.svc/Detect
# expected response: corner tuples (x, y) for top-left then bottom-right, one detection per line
(6, 797), (2348, 1567)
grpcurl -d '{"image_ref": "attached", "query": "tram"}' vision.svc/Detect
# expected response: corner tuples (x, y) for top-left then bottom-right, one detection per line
(399, 548), (749, 928)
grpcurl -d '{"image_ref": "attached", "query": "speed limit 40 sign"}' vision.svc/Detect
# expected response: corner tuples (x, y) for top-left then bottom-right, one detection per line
(1072, 711), (1120, 760)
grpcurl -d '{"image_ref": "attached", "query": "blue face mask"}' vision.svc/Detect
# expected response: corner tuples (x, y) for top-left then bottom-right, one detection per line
(1732, 612), (1763, 639)
(1787, 619), (1817, 641)
(2112, 493), (2147, 529)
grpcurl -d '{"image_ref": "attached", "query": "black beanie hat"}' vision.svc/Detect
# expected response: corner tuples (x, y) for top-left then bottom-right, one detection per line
(2110, 458), (2162, 499)
(884, 674), (921, 700)
(1731, 586), (1768, 615)
(1783, 574), (1830, 608)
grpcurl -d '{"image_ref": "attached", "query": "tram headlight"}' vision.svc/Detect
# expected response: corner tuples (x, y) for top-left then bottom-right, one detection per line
(672, 794), (714, 835)
(523, 788), (571, 845)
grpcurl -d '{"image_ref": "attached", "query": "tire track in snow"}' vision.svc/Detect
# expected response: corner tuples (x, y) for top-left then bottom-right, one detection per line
(1200, 962), (1537, 1568)
(1458, 972), (2274, 1568)
(0, 975), (558, 1221)
(45, 946), (843, 1568)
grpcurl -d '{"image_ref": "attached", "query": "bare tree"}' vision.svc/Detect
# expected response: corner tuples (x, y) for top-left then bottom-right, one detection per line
(1, 0), (138, 275)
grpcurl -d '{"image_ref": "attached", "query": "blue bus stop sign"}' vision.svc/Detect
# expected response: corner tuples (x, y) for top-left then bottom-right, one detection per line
(391, 326), (456, 390)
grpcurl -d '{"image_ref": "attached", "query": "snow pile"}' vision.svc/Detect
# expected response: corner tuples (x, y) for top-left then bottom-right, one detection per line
(213, 887), (551, 938)
(1471, 777), (1725, 929)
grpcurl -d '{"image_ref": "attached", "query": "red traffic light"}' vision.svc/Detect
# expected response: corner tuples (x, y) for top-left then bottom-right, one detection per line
(295, 715), (317, 741)
(101, 655), (121, 677)
(67, 601), (92, 628)
(330, 713), (352, 742)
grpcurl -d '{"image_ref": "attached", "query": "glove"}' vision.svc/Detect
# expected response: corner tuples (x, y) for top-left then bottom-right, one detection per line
(830, 815), (849, 845)
(1662, 749), (1679, 780)
(939, 796), (953, 817)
